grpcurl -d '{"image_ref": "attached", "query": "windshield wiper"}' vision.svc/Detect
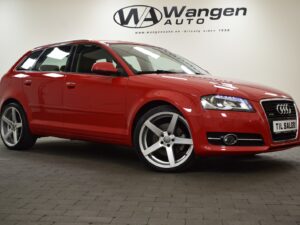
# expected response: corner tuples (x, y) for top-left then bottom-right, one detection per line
(136, 70), (181, 75)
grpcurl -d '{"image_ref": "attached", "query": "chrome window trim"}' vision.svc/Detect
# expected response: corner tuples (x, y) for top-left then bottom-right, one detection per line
(260, 98), (299, 143)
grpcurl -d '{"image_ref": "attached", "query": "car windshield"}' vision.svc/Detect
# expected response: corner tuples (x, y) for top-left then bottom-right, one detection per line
(110, 44), (209, 75)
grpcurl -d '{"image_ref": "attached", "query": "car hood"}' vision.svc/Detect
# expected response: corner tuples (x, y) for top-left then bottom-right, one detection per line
(140, 73), (292, 102)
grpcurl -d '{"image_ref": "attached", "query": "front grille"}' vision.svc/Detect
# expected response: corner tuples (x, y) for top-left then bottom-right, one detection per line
(261, 100), (298, 141)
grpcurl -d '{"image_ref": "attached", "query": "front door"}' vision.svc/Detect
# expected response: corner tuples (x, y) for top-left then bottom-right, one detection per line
(63, 44), (127, 142)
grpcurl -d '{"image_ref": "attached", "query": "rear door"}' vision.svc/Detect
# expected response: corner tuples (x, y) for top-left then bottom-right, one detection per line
(20, 45), (73, 134)
(62, 44), (128, 142)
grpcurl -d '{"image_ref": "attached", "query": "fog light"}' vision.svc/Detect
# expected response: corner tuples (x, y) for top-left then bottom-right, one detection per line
(223, 134), (238, 146)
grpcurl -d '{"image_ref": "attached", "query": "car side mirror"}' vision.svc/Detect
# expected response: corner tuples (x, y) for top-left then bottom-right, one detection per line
(91, 62), (118, 75)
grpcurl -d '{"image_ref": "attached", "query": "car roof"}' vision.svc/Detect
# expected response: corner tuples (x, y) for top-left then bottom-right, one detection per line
(32, 39), (154, 51)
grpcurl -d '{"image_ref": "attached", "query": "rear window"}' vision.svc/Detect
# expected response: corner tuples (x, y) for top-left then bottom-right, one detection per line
(17, 50), (43, 71)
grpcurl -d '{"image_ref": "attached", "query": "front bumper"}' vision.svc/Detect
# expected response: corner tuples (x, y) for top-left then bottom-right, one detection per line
(188, 100), (300, 156)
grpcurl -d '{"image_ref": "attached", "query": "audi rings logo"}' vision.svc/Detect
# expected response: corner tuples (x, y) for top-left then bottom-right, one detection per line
(113, 5), (162, 28)
(276, 104), (292, 115)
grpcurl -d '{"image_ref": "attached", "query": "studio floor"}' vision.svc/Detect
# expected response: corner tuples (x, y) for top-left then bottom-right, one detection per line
(0, 137), (299, 225)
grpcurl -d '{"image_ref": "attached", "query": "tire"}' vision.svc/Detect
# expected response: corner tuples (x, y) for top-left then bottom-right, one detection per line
(134, 105), (195, 172)
(0, 102), (36, 150)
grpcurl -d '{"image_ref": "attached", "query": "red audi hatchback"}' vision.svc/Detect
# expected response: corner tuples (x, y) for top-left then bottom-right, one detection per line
(0, 40), (299, 171)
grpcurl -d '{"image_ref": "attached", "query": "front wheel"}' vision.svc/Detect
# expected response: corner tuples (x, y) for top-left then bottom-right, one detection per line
(134, 105), (195, 172)
(0, 103), (36, 150)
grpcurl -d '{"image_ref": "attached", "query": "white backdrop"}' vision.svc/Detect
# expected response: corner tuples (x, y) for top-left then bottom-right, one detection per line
(0, 0), (299, 104)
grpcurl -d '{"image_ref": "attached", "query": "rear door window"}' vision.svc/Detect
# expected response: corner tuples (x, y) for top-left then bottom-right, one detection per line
(34, 46), (72, 72)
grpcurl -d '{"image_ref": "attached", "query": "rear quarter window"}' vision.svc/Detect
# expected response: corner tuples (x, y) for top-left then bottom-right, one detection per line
(16, 50), (43, 71)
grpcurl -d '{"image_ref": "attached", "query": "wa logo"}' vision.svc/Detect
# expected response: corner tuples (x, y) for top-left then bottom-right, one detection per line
(114, 5), (162, 28)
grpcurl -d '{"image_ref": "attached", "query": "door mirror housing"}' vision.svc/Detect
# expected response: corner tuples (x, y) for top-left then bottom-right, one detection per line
(91, 62), (118, 75)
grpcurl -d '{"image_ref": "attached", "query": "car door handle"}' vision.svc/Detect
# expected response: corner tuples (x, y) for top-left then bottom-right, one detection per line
(24, 80), (32, 86)
(66, 82), (76, 89)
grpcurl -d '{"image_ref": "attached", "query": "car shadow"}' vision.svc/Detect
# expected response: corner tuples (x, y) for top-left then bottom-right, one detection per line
(27, 137), (143, 171)
(25, 137), (297, 174)
(191, 154), (296, 174)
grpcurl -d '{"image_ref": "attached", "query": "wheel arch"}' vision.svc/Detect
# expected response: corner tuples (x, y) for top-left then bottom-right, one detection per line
(129, 91), (200, 145)
(0, 98), (23, 112)
(131, 100), (175, 140)
(0, 96), (32, 126)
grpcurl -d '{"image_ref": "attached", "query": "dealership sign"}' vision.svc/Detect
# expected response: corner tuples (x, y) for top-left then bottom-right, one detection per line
(114, 5), (162, 28)
(114, 5), (248, 28)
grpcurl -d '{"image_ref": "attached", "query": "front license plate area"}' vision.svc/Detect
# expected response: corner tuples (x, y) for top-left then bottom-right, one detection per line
(273, 120), (297, 133)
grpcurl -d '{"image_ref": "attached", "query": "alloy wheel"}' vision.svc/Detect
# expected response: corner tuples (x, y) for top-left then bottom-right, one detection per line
(1, 107), (23, 147)
(139, 112), (194, 169)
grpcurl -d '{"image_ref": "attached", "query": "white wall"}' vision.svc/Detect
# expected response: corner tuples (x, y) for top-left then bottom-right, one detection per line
(0, 0), (299, 104)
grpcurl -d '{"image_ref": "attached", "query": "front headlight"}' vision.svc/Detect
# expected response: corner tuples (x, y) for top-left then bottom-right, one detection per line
(201, 95), (253, 112)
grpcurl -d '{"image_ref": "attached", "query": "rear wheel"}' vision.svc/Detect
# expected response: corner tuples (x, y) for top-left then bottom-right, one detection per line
(0, 103), (36, 150)
(134, 105), (195, 172)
